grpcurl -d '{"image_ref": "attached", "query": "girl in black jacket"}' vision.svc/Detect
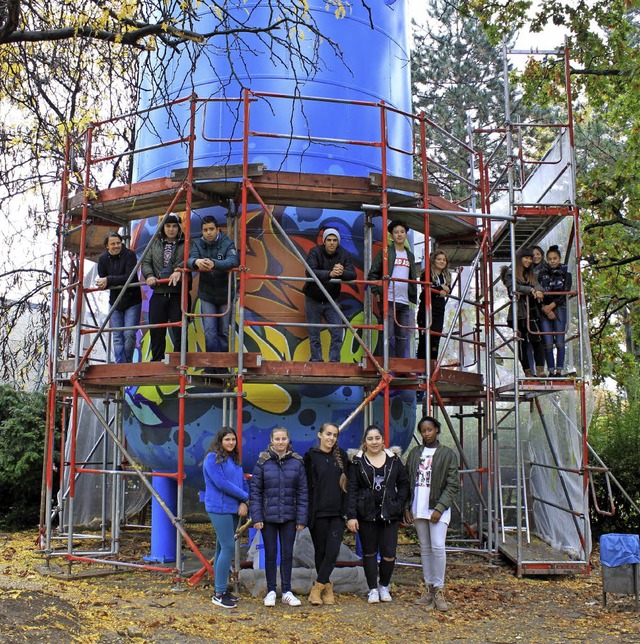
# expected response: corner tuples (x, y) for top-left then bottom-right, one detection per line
(417, 250), (452, 361)
(304, 422), (349, 605)
(500, 246), (545, 377)
(347, 425), (409, 604)
(538, 245), (572, 376)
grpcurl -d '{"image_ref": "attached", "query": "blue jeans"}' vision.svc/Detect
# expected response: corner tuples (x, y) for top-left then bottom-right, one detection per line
(305, 297), (342, 362)
(262, 520), (297, 593)
(200, 299), (232, 353)
(387, 302), (413, 358)
(208, 512), (238, 595)
(111, 304), (141, 363)
(540, 305), (567, 371)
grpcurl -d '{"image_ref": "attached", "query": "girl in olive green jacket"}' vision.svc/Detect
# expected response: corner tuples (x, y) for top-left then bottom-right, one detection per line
(404, 416), (459, 612)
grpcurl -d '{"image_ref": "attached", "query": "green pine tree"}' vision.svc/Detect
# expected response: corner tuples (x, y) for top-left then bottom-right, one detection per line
(411, 0), (559, 200)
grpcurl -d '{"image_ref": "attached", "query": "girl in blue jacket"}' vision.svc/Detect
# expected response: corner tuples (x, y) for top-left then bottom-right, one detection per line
(251, 427), (308, 607)
(203, 427), (249, 609)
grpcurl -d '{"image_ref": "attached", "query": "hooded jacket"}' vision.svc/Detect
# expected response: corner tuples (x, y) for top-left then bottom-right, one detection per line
(187, 232), (239, 305)
(97, 247), (142, 312)
(347, 448), (409, 522)
(303, 244), (356, 303)
(368, 244), (418, 305)
(304, 447), (349, 526)
(250, 448), (308, 525)
(141, 221), (186, 295)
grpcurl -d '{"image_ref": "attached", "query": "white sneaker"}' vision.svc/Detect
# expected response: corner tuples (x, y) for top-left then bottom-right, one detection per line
(378, 585), (392, 602)
(281, 591), (302, 606)
(367, 588), (380, 604)
(263, 590), (277, 607)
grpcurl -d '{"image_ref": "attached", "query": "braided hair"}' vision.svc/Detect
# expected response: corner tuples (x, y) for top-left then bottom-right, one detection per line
(320, 422), (348, 493)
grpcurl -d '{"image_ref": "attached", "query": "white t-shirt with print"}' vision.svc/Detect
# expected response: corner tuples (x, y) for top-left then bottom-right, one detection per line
(411, 446), (451, 524)
(390, 249), (410, 305)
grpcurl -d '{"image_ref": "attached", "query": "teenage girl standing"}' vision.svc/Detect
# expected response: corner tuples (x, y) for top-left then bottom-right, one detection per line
(251, 427), (308, 607)
(203, 427), (249, 609)
(538, 245), (572, 376)
(347, 424), (409, 604)
(417, 250), (452, 361)
(304, 422), (349, 605)
(405, 416), (459, 611)
(500, 246), (545, 377)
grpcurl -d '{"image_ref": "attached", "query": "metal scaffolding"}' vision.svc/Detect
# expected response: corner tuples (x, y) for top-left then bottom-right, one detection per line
(41, 45), (600, 580)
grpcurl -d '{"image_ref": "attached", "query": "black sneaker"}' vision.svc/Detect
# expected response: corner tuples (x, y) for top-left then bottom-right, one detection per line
(224, 591), (239, 604)
(212, 593), (236, 609)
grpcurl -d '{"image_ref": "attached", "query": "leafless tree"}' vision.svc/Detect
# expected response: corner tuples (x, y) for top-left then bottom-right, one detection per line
(0, 0), (374, 385)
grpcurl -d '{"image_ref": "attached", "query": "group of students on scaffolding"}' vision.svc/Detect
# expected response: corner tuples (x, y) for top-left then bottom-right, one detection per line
(500, 244), (573, 378)
(95, 215), (464, 611)
(96, 215), (456, 368)
(202, 417), (459, 611)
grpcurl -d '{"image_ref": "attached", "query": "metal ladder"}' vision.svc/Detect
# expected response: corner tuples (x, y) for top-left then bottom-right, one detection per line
(497, 428), (531, 544)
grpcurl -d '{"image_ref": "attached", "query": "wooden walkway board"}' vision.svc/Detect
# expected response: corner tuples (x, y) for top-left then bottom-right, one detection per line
(64, 167), (480, 258)
(58, 354), (484, 397)
(498, 533), (589, 576)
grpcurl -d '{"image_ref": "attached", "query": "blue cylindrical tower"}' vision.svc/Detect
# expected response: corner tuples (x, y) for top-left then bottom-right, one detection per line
(124, 1), (416, 486)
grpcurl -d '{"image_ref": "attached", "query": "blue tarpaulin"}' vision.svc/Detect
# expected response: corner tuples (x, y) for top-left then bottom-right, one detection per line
(600, 533), (640, 567)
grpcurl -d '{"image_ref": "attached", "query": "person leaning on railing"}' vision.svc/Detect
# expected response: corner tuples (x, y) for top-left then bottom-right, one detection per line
(141, 214), (187, 362)
(96, 231), (142, 364)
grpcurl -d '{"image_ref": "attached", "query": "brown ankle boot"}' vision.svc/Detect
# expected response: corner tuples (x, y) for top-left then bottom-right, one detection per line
(414, 583), (434, 608)
(434, 586), (449, 611)
(536, 366), (546, 377)
(321, 581), (335, 604)
(308, 581), (324, 605)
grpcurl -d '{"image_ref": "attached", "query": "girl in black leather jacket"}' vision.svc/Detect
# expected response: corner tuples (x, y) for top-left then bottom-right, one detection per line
(347, 425), (409, 604)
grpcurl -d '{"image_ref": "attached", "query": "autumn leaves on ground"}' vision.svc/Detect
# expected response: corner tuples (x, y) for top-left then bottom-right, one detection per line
(1, 529), (639, 644)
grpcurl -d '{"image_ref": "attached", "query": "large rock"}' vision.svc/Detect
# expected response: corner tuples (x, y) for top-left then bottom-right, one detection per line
(239, 528), (368, 597)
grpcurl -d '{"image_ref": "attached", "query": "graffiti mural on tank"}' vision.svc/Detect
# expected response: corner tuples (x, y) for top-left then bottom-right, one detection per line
(121, 1), (417, 486)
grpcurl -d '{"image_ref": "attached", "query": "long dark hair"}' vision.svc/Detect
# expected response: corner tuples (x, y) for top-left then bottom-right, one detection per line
(360, 423), (384, 452)
(514, 246), (535, 285)
(319, 422), (347, 493)
(207, 427), (241, 465)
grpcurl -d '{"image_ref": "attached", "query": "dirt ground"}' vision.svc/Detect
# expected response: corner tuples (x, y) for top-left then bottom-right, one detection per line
(1, 527), (639, 644)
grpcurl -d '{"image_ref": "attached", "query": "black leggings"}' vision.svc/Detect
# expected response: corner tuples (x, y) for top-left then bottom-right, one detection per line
(309, 516), (344, 584)
(358, 519), (399, 589)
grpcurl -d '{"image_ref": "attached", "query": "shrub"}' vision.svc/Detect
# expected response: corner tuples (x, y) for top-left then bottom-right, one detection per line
(589, 375), (640, 539)
(0, 385), (48, 529)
